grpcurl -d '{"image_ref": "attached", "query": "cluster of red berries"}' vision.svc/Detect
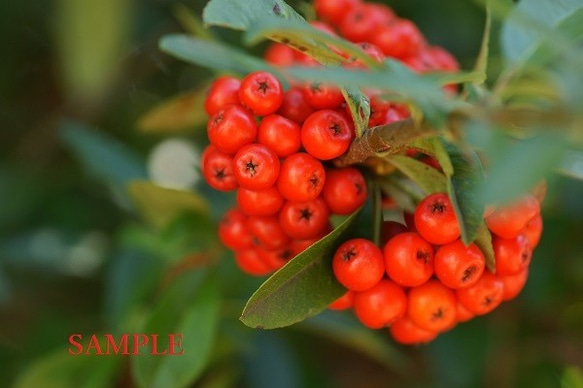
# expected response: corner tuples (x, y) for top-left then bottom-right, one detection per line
(202, 69), (373, 275)
(329, 191), (544, 345)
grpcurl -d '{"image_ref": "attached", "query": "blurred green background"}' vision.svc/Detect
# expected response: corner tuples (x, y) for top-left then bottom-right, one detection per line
(1, 0), (582, 387)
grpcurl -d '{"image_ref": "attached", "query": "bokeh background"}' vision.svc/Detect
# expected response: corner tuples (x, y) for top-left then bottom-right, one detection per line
(1, 0), (582, 387)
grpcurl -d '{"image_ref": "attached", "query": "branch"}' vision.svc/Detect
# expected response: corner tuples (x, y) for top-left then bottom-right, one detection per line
(334, 118), (436, 167)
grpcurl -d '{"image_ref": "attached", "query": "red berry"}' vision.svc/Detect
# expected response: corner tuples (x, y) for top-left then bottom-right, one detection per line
(247, 215), (290, 250)
(207, 105), (257, 154)
(277, 87), (316, 124)
(301, 82), (345, 110)
(521, 215), (543, 248)
(238, 71), (284, 116)
(257, 114), (302, 158)
(264, 43), (296, 66)
(237, 186), (284, 216)
(384, 232), (434, 287)
(202, 148), (238, 191)
(390, 316), (438, 345)
(408, 280), (457, 332)
(301, 109), (353, 160)
(279, 197), (330, 240)
(290, 237), (322, 256)
(322, 167), (368, 215)
(314, 0), (360, 25)
(455, 300), (475, 323)
(204, 76), (241, 117)
(414, 192), (460, 244)
(456, 272), (504, 315)
(372, 19), (425, 59)
(329, 290), (355, 311)
(434, 240), (486, 289)
(218, 209), (253, 250)
(232, 144), (280, 190)
(353, 279), (407, 329)
(499, 269), (529, 301)
(257, 246), (293, 271)
(277, 153), (326, 202)
(345, 42), (385, 69)
(381, 221), (409, 245)
(485, 194), (540, 238)
(234, 248), (272, 276)
(332, 238), (385, 292)
(339, 3), (395, 43)
(493, 234), (532, 276)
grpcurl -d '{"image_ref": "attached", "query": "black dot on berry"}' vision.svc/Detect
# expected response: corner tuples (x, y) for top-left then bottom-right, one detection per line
(309, 175), (319, 187)
(431, 201), (446, 213)
(342, 248), (357, 261)
(245, 160), (258, 177)
(299, 208), (313, 221)
(431, 308), (444, 321)
(310, 82), (322, 93)
(462, 266), (476, 282)
(257, 81), (269, 93)
(215, 168), (226, 180)
(416, 250), (430, 264)
(330, 123), (342, 135)
(483, 295), (493, 306)
(521, 251), (530, 262)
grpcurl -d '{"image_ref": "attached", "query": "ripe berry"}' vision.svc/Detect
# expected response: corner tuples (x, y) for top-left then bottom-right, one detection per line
(434, 240), (486, 289)
(332, 238), (385, 291)
(290, 236), (322, 256)
(277, 87), (316, 124)
(264, 43), (296, 67)
(233, 144), (280, 190)
(493, 234), (532, 276)
(408, 280), (457, 332)
(238, 71), (283, 116)
(314, 0), (360, 25)
(353, 279), (407, 329)
(277, 153), (326, 202)
(381, 221), (409, 244)
(383, 232), (434, 287)
(257, 114), (301, 158)
(455, 300), (475, 323)
(279, 197), (330, 240)
(218, 209), (253, 250)
(234, 248), (272, 276)
(345, 42), (384, 69)
(521, 214), (543, 248)
(322, 167), (368, 215)
(202, 148), (238, 191)
(372, 19), (425, 59)
(339, 3), (395, 43)
(247, 215), (290, 250)
(499, 269), (529, 301)
(236, 186), (284, 216)
(485, 194), (540, 238)
(414, 192), (460, 244)
(329, 290), (355, 311)
(207, 105), (257, 154)
(301, 82), (345, 110)
(456, 272), (504, 315)
(301, 110), (353, 160)
(257, 246), (293, 271)
(204, 76), (241, 117)
(390, 317), (438, 345)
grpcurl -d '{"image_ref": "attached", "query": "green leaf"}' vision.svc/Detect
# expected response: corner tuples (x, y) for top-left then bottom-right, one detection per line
(173, 4), (215, 39)
(132, 272), (220, 388)
(370, 180), (383, 246)
(562, 366), (583, 388)
(299, 311), (410, 372)
(501, 0), (583, 65)
(473, 2), (492, 83)
(342, 87), (370, 138)
(203, 0), (305, 30)
(474, 224), (496, 272)
(408, 137), (454, 176)
(240, 209), (363, 329)
(137, 85), (210, 133)
(127, 181), (210, 229)
(159, 35), (286, 83)
(59, 120), (148, 192)
(444, 143), (485, 245)
(387, 155), (448, 195)
(559, 150), (583, 181)
(14, 349), (121, 388)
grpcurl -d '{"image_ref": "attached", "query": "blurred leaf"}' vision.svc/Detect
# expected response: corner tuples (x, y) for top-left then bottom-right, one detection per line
(173, 4), (214, 39)
(299, 311), (410, 372)
(159, 35), (286, 83)
(370, 180), (382, 246)
(501, 0), (583, 64)
(387, 155), (448, 195)
(342, 87), (370, 138)
(562, 366), (583, 388)
(132, 272), (220, 388)
(445, 143), (485, 244)
(14, 349), (121, 388)
(55, 0), (130, 103)
(240, 210), (362, 329)
(127, 181), (209, 229)
(559, 150), (583, 181)
(408, 137), (454, 176)
(203, 0), (304, 30)
(473, 3), (492, 83)
(59, 120), (148, 194)
(474, 224), (496, 272)
(137, 86), (210, 133)
(378, 176), (420, 213)
(480, 134), (567, 203)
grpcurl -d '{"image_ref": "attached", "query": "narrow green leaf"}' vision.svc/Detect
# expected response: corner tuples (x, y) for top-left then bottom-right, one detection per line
(474, 224), (496, 272)
(408, 137), (454, 177)
(444, 143), (485, 245)
(558, 150), (583, 181)
(127, 181), (209, 229)
(342, 87), (370, 138)
(473, 3), (492, 83)
(203, 0), (304, 30)
(173, 4), (215, 39)
(378, 176), (420, 214)
(132, 272), (220, 388)
(387, 155), (448, 195)
(240, 210), (363, 329)
(159, 35), (286, 83)
(371, 180), (383, 246)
